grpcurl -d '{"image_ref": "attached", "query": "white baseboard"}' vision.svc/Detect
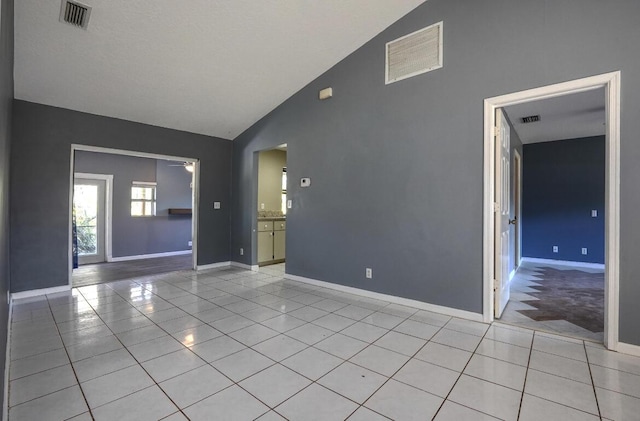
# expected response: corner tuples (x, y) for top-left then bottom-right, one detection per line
(3, 298), (12, 421)
(521, 257), (605, 270)
(196, 261), (231, 271)
(110, 250), (192, 262)
(11, 285), (71, 301)
(233, 262), (259, 271)
(617, 342), (640, 357)
(284, 274), (484, 323)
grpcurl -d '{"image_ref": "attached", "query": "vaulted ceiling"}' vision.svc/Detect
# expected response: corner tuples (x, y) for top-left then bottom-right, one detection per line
(14, 0), (426, 139)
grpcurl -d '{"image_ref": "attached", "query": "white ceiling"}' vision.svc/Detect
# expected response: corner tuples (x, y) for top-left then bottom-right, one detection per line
(14, 0), (426, 139)
(504, 88), (606, 144)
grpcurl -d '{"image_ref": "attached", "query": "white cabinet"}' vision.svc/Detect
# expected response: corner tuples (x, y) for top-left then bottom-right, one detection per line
(257, 219), (285, 265)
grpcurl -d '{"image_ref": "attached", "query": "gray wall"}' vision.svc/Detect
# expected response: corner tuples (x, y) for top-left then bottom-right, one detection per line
(232, 0), (640, 345)
(11, 101), (232, 292)
(0, 0), (13, 408)
(74, 152), (192, 258)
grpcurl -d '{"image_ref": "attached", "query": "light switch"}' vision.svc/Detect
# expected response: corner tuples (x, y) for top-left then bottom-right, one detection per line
(287, 200), (292, 209)
(591, 210), (598, 217)
(213, 202), (221, 209)
(261, 203), (265, 210)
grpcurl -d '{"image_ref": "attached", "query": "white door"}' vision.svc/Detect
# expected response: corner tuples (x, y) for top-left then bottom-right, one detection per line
(74, 178), (106, 265)
(494, 108), (511, 317)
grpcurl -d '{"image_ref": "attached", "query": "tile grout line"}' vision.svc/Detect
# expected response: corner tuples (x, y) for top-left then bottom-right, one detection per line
(515, 330), (536, 420)
(583, 340), (603, 420)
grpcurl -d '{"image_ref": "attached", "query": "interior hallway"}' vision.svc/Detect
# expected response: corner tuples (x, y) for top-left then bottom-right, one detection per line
(8, 264), (639, 420)
(500, 260), (604, 342)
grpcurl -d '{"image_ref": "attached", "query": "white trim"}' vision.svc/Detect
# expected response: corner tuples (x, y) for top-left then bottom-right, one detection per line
(285, 274), (484, 323)
(197, 261), (231, 271)
(617, 342), (640, 357)
(110, 250), (191, 262)
(521, 257), (605, 270)
(2, 299), (12, 421)
(232, 262), (259, 271)
(508, 269), (516, 281)
(70, 144), (200, 281)
(513, 149), (522, 268)
(11, 285), (71, 301)
(74, 172), (114, 263)
(483, 71), (621, 350)
(131, 181), (157, 186)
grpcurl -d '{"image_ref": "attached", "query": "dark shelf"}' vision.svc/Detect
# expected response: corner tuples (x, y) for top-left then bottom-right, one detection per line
(168, 208), (192, 215)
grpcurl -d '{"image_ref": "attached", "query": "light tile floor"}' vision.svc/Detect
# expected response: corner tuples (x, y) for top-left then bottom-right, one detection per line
(7, 265), (640, 420)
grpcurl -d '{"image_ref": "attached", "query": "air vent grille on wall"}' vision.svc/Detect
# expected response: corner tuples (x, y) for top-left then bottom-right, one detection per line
(59, 0), (92, 29)
(521, 115), (541, 124)
(386, 21), (443, 84)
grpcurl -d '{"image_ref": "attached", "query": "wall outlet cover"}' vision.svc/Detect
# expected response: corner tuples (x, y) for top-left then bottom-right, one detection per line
(240, 248), (244, 255)
(365, 268), (372, 279)
(552, 246), (559, 253)
(188, 241), (192, 247)
(214, 201), (221, 209)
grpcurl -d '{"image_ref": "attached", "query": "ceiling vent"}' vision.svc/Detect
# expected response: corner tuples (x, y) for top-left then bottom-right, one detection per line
(385, 21), (443, 85)
(59, 0), (92, 29)
(521, 115), (541, 124)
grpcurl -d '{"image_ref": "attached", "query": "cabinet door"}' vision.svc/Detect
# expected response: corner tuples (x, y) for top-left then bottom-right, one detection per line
(274, 230), (286, 260)
(258, 231), (273, 263)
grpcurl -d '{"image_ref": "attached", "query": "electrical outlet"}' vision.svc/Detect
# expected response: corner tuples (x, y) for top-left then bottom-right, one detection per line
(553, 246), (559, 253)
(240, 248), (244, 255)
(188, 241), (192, 247)
(287, 199), (292, 209)
(591, 210), (598, 217)
(582, 248), (588, 255)
(213, 201), (221, 209)
(261, 203), (265, 210)
(365, 268), (372, 279)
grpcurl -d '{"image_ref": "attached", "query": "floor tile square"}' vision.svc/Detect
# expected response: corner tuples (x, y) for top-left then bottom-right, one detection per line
(519, 393), (599, 421)
(314, 333), (368, 359)
(8, 385), (88, 421)
(159, 365), (232, 408)
(209, 314), (255, 333)
(346, 406), (388, 421)
(410, 310), (452, 327)
(464, 354), (526, 391)
(393, 319), (440, 340)
(350, 345), (409, 377)
(360, 311), (405, 329)
(334, 304), (375, 321)
(252, 334), (308, 361)
(73, 348), (138, 382)
(486, 324), (533, 348)
(414, 341), (473, 371)
(374, 331), (426, 356)
(281, 347), (343, 380)
(189, 335), (246, 362)
(125, 335), (185, 362)
(596, 386), (640, 420)
(444, 318), (490, 337)
(172, 324), (223, 347)
(228, 323), (279, 346)
(590, 364), (640, 398)
(9, 348), (69, 380)
(318, 361), (387, 403)
(434, 400), (500, 420)
(276, 383), (358, 421)
(81, 365), (155, 408)
(183, 385), (269, 421)
(9, 364), (77, 407)
(431, 329), (483, 352)
(116, 325), (167, 347)
(241, 306), (283, 322)
(365, 379), (443, 421)
(341, 321), (388, 343)
(288, 306), (329, 322)
(529, 349), (591, 384)
(211, 348), (274, 381)
(193, 306), (234, 323)
(91, 385), (178, 421)
(312, 313), (357, 331)
(240, 364), (312, 407)
(393, 358), (459, 397)
(141, 348), (206, 382)
(448, 375), (521, 421)
(524, 369), (599, 415)
(286, 323), (333, 345)
(261, 313), (307, 333)
(532, 334), (587, 362)
(475, 338), (530, 366)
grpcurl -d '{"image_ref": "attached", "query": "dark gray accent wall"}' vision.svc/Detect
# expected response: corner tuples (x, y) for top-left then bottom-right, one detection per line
(0, 0), (13, 409)
(74, 152), (192, 257)
(232, 0), (640, 345)
(11, 101), (232, 292)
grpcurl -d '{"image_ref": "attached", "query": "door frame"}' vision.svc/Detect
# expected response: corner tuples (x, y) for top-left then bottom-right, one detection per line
(69, 145), (200, 287)
(482, 71), (621, 350)
(74, 172), (114, 264)
(513, 149), (522, 271)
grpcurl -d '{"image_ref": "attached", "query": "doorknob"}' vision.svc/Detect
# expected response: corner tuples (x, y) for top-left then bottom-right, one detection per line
(509, 218), (517, 225)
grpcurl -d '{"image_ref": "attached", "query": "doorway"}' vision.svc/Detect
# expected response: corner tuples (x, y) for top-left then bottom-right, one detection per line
(483, 71), (621, 349)
(73, 174), (112, 265)
(255, 144), (287, 277)
(69, 145), (200, 287)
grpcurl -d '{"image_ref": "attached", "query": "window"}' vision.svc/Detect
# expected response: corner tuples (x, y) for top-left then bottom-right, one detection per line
(131, 182), (156, 216)
(281, 167), (287, 215)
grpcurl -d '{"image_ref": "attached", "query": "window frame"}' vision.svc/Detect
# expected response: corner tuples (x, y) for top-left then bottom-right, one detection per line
(131, 181), (157, 217)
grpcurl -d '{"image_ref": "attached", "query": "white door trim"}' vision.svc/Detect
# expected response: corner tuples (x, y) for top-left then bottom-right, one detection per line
(74, 172), (114, 263)
(69, 145), (200, 288)
(482, 71), (621, 351)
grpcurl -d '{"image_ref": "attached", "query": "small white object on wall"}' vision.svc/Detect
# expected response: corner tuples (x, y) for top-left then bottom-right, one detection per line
(301, 178), (311, 187)
(319, 87), (333, 100)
